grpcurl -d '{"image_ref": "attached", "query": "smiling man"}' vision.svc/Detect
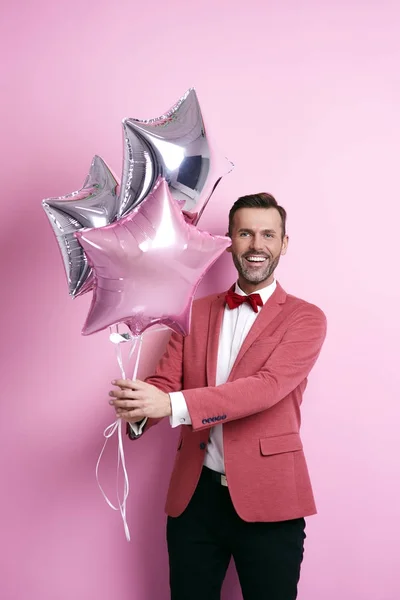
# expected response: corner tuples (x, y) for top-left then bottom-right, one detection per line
(109, 193), (327, 600)
(228, 199), (287, 290)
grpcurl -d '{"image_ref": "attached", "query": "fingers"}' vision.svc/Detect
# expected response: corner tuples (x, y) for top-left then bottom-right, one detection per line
(109, 380), (150, 404)
(110, 398), (142, 409)
(113, 401), (147, 420)
(109, 379), (153, 421)
(109, 388), (139, 400)
(110, 400), (145, 420)
(112, 379), (148, 390)
(116, 408), (146, 421)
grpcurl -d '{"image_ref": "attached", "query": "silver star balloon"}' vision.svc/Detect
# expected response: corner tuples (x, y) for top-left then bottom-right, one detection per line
(42, 155), (119, 297)
(118, 88), (233, 222)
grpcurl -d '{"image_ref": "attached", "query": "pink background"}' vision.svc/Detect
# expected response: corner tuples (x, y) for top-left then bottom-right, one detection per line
(1, 1), (399, 598)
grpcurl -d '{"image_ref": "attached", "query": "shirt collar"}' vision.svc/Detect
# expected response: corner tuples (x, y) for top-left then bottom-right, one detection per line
(234, 279), (277, 304)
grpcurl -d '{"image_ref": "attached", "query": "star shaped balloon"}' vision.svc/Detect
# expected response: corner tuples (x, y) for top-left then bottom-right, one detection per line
(42, 155), (119, 297)
(75, 177), (231, 337)
(118, 88), (233, 222)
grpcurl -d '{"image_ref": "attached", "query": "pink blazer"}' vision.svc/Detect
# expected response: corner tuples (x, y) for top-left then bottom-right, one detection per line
(142, 282), (327, 522)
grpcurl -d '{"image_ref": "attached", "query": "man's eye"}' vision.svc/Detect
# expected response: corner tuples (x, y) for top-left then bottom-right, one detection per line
(264, 233), (273, 238)
(239, 232), (249, 237)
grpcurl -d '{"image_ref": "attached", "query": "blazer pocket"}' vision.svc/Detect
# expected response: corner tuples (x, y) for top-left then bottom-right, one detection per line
(260, 433), (303, 456)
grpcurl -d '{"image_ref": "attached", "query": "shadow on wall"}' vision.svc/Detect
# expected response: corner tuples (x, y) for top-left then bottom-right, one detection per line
(196, 251), (235, 300)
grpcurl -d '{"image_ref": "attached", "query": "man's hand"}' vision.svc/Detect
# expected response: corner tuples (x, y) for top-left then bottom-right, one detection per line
(109, 379), (172, 422)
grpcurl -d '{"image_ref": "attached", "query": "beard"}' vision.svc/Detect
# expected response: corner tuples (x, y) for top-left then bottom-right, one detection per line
(232, 251), (281, 285)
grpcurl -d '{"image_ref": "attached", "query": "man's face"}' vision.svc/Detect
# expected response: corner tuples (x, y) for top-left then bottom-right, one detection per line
(228, 207), (288, 292)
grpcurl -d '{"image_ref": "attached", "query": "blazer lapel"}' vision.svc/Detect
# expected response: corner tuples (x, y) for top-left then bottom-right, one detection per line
(206, 293), (226, 387)
(227, 282), (287, 381)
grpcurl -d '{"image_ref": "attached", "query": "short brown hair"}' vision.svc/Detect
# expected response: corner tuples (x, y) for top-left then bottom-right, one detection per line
(228, 193), (287, 238)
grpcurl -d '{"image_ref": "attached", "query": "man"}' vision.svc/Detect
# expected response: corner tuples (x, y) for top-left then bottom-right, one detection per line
(109, 193), (327, 600)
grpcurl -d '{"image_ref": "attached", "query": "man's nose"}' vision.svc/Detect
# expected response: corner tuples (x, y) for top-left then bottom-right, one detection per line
(251, 234), (265, 251)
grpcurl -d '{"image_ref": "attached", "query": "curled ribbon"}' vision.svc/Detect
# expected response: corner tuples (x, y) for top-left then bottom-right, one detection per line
(96, 331), (143, 542)
(95, 326), (167, 541)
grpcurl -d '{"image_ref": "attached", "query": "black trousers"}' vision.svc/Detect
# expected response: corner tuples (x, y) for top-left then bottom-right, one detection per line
(167, 467), (306, 600)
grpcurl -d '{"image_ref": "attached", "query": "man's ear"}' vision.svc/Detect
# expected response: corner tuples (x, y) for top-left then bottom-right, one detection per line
(281, 235), (289, 255)
(226, 232), (232, 253)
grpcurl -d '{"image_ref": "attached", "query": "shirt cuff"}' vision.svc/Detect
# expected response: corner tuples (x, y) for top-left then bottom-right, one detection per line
(128, 418), (148, 438)
(169, 392), (192, 428)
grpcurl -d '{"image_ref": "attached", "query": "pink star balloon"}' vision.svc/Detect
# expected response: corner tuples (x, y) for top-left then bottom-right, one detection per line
(75, 177), (230, 337)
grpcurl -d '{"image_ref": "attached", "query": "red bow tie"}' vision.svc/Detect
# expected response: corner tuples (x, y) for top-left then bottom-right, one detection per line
(225, 289), (263, 313)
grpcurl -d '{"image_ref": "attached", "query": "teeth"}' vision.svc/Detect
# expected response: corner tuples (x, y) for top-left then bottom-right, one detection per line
(247, 256), (266, 262)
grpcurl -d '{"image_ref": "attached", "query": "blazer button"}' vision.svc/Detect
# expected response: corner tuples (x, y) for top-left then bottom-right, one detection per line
(221, 415), (227, 420)
(199, 442), (206, 450)
(202, 419), (207, 425)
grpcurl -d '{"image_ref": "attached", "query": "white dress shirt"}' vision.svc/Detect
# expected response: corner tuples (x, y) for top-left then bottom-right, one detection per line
(169, 279), (277, 474)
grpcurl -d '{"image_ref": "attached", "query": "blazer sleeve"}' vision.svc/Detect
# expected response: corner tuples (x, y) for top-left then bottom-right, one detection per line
(145, 331), (184, 393)
(126, 331), (184, 439)
(184, 305), (327, 431)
